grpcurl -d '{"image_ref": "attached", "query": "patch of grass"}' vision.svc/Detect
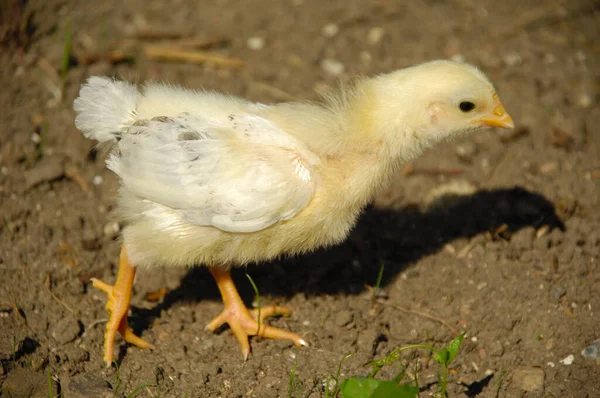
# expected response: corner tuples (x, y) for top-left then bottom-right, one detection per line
(374, 262), (384, 291)
(245, 273), (261, 334)
(289, 360), (297, 398)
(338, 333), (466, 398)
(324, 354), (352, 398)
(369, 262), (385, 306)
(46, 368), (58, 398)
(494, 370), (506, 398)
(113, 361), (147, 398)
(126, 382), (148, 398)
(288, 360), (319, 398)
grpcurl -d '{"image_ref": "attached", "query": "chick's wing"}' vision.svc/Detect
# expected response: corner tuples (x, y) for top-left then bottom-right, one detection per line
(108, 113), (317, 233)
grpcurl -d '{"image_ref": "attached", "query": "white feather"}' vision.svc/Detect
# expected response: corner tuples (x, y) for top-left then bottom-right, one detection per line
(73, 77), (138, 142)
(109, 114), (317, 233)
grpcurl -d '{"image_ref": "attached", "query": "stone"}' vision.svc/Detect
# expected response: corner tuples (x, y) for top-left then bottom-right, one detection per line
(61, 374), (113, 398)
(24, 156), (64, 190)
(334, 310), (354, 327)
(103, 221), (120, 238)
(321, 59), (345, 76)
(550, 284), (567, 302)
(49, 317), (81, 345)
(581, 339), (600, 360)
(512, 366), (544, 392)
(1, 367), (53, 398)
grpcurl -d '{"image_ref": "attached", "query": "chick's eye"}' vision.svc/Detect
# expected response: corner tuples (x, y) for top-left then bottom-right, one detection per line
(459, 101), (475, 112)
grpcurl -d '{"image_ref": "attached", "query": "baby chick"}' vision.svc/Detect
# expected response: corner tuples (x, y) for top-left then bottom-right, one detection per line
(74, 60), (513, 364)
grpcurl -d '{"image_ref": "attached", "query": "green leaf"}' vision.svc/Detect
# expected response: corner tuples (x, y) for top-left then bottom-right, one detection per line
(447, 333), (465, 364)
(341, 378), (418, 398)
(433, 348), (449, 365)
(372, 381), (418, 398)
(341, 377), (380, 398)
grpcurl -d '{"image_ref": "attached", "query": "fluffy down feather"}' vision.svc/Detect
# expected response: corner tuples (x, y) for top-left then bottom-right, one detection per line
(73, 77), (138, 142)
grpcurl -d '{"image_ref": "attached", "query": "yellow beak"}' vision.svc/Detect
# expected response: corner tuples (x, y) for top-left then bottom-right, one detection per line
(474, 95), (514, 129)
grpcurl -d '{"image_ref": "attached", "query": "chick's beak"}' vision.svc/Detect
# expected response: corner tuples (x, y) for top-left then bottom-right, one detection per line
(474, 95), (515, 129)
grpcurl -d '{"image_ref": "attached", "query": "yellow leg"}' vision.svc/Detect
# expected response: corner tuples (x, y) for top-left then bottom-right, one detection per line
(92, 246), (153, 365)
(206, 268), (307, 360)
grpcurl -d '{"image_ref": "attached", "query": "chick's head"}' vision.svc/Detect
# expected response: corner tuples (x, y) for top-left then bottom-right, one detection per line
(368, 60), (513, 158)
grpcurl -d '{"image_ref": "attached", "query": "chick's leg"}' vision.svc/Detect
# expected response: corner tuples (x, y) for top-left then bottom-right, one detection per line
(206, 268), (307, 360)
(92, 246), (152, 365)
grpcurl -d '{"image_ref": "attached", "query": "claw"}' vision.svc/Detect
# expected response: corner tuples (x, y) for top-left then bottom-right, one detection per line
(206, 268), (307, 359)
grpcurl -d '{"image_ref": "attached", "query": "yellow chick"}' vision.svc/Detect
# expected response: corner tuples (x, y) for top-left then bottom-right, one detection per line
(73, 60), (514, 364)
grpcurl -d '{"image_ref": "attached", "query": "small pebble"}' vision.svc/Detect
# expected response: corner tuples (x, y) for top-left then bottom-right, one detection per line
(577, 93), (592, 108)
(31, 132), (41, 144)
(49, 318), (81, 345)
(581, 340), (600, 360)
(550, 284), (566, 302)
(367, 27), (385, 45)
(321, 23), (339, 38)
(409, 328), (419, 339)
(536, 225), (550, 239)
(360, 51), (372, 65)
(93, 175), (103, 185)
(503, 52), (522, 67)
(103, 221), (120, 238)
(539, 161), (558, 174)
(334, 310), (354, 327)
(247, 37), (265, 51)
(559, 354), (575, 365)
(451, 53), (466, 63)
(321, 59), (345, 76)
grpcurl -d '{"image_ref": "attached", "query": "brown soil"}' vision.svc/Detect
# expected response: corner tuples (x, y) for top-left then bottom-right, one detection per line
(1, 0), (599, 397)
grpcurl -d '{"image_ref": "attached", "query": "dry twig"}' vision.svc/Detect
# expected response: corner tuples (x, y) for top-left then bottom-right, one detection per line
(64, 165), (90, 193)
(169, 37), (230, 49)
(135, 29), (191, 40)
(77, 50), (133, 65)
(144, 46), (244, 68)
(44, 273), (77, 315)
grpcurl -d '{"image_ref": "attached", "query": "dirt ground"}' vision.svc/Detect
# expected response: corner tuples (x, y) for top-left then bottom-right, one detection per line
(1, 0), (599, 397)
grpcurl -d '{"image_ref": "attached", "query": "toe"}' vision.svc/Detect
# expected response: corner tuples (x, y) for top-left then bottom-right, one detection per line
(228, 319), (251, 360)
(206, 311), (228, 332)
(91, 278), (113, 294)
(249, 305), (292, 321)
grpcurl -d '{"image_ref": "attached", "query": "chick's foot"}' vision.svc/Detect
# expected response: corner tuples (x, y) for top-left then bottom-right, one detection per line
(206, 268), (307, 360)
(92, 246), (153, 365)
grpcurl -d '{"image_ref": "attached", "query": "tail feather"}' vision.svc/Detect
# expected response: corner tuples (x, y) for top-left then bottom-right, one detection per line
(73, 77), (138, 142)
